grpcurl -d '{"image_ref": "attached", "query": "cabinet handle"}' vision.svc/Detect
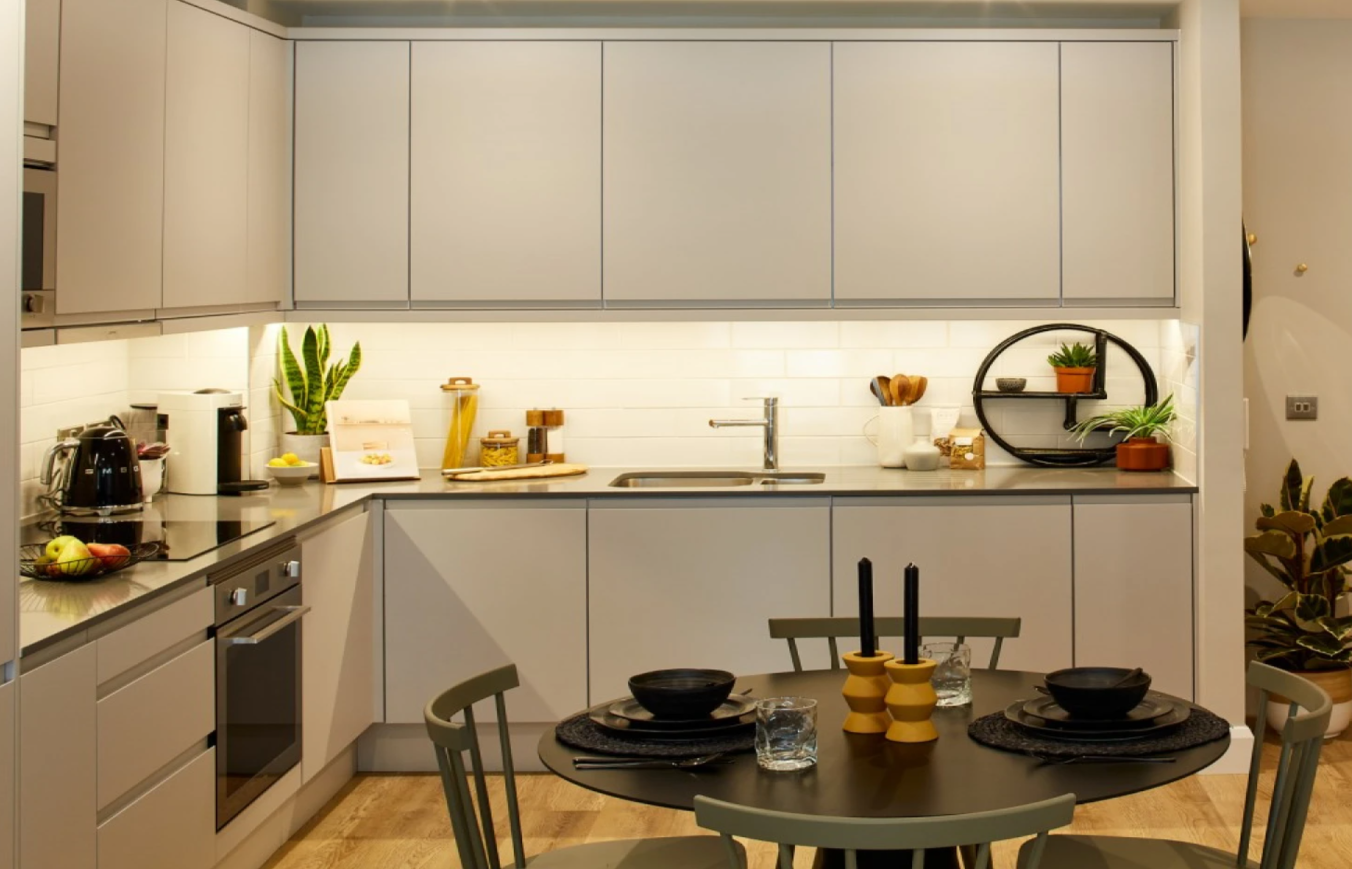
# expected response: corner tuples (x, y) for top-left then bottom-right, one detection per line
(228, 605), (310, 645)
(1296, 263), (1309, 274)
(280, 560), (301, 578)
(1247, 232), (1257, 245)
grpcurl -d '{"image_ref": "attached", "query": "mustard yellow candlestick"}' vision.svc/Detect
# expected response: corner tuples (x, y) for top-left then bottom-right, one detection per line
(841, 651), (894, 734)
(884, 658), (939, 743)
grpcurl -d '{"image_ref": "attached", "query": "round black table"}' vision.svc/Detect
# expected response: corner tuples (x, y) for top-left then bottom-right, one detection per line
(539, 670), (1229, 867)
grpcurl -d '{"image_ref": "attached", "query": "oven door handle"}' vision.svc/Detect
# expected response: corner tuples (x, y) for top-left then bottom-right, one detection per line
(227, 605), (311, 645)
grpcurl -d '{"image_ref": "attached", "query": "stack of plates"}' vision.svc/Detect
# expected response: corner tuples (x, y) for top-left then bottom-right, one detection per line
(1005, 693), (1190, 742)
(589, 696), (756, 742)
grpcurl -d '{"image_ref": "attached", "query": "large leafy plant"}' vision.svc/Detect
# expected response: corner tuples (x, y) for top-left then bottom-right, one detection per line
(1071, 394), (1176, 443)
(1245, 459), (1352, 671)
(273, 325), (362, 435)
(1047, 342), (1098, 369)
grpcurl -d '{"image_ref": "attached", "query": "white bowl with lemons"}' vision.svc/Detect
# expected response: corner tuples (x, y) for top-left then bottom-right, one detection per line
(267, 453), (317, 486)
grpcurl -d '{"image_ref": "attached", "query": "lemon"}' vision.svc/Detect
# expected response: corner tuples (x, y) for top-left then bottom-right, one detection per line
(268, 458), (289, 468)
(281, 452), (302, 466)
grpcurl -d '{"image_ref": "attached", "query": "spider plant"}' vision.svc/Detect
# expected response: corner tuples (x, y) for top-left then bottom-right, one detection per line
(1071, 394), (1176, 443)
(272, 325), (362, 435)
(1047, 342), (1098, 369)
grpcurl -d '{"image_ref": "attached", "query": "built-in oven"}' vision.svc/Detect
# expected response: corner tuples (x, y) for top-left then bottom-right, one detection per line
(214, 542), (307, 830)
(21, 165), (56, 329)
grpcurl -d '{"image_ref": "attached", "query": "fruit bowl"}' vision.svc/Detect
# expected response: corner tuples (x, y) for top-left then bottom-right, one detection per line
(267, 462), (317, 486)
(20, 541), (161, 582)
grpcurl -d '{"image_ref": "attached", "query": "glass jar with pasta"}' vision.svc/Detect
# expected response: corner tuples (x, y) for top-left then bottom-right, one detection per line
(440, 377), (480, 471)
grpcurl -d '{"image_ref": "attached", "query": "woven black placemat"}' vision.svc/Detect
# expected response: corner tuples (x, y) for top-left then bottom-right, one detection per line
(555, 712), (755, 758)
(968, 707), (1230, 758)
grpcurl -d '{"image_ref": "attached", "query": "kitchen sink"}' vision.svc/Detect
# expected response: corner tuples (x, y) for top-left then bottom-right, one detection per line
(607, 471), (826, 488)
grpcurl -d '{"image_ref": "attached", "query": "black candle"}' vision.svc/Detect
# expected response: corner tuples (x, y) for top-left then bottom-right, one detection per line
(903, 563), (920, 665)
(858, 558), (876, 658)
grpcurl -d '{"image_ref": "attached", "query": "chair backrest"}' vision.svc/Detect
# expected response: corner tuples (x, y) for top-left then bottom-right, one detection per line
(768, 616), (1021, 672)
(424, 664), (526, 869)
(1239, 661), (1333, 869)
(694, 793), (1075, 869)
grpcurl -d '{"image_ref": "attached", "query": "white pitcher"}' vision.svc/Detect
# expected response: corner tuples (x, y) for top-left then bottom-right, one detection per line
(866, 406), (914, 469)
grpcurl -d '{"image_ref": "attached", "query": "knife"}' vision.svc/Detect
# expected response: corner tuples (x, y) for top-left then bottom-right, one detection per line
(440, 461), (549, 476)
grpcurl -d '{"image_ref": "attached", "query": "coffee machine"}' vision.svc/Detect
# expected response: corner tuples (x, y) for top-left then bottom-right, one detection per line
(158, 390), (268, 495)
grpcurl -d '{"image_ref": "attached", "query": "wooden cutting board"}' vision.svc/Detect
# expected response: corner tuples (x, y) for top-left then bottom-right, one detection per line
(445, 463), (589, 483)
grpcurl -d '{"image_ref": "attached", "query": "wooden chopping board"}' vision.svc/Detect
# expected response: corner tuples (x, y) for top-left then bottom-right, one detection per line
(445, 463), (589, 483)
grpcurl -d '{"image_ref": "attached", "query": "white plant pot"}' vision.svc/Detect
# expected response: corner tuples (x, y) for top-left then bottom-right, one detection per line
(279, 432), (327, 477)
(1265, 667), (1352, 739)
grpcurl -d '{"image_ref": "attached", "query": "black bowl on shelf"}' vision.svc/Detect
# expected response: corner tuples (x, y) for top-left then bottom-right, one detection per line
(1041, 667), (1152, 720)
(628, 668), (735, 719)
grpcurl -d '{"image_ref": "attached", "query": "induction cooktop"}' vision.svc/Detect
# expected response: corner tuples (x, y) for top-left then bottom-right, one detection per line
(23, 516), (276, 562)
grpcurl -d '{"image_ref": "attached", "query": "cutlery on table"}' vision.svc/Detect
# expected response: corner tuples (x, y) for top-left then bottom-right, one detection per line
(1025, 751), (1176, 765)
(573, 753), (730, 770)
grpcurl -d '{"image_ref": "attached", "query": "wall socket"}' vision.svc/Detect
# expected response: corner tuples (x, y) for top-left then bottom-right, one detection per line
(1286, 395), (1319, 420)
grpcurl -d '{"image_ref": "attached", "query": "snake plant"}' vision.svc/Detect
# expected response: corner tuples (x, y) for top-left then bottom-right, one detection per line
(272, 325), (362, 435)
(1047, 342), (1098, 369)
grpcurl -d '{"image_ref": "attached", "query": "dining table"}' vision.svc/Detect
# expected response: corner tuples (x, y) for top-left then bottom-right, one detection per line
(538, 668), (1231, 869)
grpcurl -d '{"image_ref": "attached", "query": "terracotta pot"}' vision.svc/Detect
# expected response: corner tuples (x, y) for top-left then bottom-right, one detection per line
(1267, 667), (1352, 739)
(1053, 367), (1096, 394)
(1115, 437), (1171, 472)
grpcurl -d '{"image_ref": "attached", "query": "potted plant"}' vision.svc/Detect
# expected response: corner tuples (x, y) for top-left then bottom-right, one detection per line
(1047, 342), (1098, 394)
(1245, 459), (1352, 738)
(273, 325), (362, 466)
(1070, 394), (1176, 472)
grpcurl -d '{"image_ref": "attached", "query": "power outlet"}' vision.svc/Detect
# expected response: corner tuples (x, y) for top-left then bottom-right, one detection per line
(1286, 396), (1319, 420)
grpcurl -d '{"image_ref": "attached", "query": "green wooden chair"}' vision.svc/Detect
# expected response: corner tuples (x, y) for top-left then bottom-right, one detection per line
(425, 663), (739, 869)
(768, 616), (1021, 671)
(695, 792), (1076, 869)
(1017, 660), (1333, 869)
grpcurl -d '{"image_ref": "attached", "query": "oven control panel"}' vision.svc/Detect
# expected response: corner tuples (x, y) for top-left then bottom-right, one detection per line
(212, 541), (301, 626)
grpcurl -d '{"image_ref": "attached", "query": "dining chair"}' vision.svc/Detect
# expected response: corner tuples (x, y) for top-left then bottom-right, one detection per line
(425, 663), (739, 869)
(694, 792), (1075, 869)
(1016, 660), (1333, 869)
(768, 615), (1021, 671)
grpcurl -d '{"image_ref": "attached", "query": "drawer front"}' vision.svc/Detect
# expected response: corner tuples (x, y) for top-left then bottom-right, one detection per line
(98, 748), (215, 869)
(98, 639), (214, 809)
(97, 585), (213, 685)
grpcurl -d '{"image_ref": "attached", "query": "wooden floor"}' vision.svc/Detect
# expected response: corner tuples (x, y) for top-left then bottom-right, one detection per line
(266, 735), (1352, 869)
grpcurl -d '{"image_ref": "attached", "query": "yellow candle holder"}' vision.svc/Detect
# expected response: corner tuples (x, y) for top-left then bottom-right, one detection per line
(883, 658), (939, 743)
(841, 650), (894, 734)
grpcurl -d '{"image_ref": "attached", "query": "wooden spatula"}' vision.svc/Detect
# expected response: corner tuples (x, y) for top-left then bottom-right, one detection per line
(891, 374), (910, 408)
(910, 376), (928, 405)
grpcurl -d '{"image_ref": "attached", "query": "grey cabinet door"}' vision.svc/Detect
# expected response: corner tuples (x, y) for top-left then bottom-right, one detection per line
(24, 0), (59, 127)
(833, 42), (1061, 304)
(246, 30), (292, 307)
(602, 42), (832, 305)
(832, 497), (1073, 673)
(588, 500), (831, 702)
(1073, 496), (1194, 699)
(410, 41), (602, 305)
(0, 682), (13, 869)
(384, 501), (587, 723)
(1061, 42), (1175, 304)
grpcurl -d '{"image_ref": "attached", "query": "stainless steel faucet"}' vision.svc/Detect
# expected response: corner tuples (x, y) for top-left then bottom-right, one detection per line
(709, 397), (779, 470)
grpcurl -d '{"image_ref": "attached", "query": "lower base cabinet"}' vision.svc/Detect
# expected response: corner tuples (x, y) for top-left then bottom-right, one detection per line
(97, 748), (215, 869)
(0, 681), (13, 869)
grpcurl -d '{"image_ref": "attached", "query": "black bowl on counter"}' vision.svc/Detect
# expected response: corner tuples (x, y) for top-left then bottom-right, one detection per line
(628, 668), (735, 719)
(1041, 667), (1152, 719)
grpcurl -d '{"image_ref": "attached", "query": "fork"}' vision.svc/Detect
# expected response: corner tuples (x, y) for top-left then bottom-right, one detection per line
(1025, 751), (1176, 765)
(572, 753), (730, 770)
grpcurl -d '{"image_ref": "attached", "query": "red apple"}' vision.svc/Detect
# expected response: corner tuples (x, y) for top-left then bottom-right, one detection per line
(86, 543), (131, 570)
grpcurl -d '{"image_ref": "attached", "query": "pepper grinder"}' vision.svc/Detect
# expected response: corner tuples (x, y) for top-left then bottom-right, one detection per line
(526, 409), (566, 463)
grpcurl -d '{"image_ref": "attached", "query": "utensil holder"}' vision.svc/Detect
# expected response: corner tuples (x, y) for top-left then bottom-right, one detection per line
(841, 651), (894, 734)
(883, 658), (939, 743)
(865, 406), (914, 469)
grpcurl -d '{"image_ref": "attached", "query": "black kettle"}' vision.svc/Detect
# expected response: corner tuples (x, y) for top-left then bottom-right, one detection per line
(40, 416), (144, 515)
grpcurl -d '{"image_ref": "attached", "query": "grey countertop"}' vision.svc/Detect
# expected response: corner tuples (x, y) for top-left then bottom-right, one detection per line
(18, 464), (1196, 656)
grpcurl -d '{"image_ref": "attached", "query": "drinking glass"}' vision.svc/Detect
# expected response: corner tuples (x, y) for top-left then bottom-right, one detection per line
(922, 642), (973, 707)
(755, 697), (818, 771)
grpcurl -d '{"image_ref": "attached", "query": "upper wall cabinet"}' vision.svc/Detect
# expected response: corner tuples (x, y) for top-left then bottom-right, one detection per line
(1061, 42), (1175, 304)
(602, 42), (832, 306)
(247, 31), (292, 306)
(294, 41), (411, 306)
(833, 42), (1061, 305)
(57, 0), (167, 316)
(410, 42), (602, 306)
(24, 0), (60, 128)
(162, 1), (249, 311)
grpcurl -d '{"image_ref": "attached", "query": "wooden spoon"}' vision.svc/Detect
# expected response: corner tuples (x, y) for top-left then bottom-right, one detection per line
(891, 374), (910, 408)
(910, 375), (928, 405)
(870, 376), (891, 407)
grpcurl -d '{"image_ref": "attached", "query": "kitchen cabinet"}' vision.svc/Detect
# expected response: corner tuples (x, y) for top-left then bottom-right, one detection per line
(832, 498), (1073, 673)
(247, 30), (292, 306)
(0, 682), (14, 869)
(97, 748), (214, 869)
(833, 42), (1061, 304)
(1061, 42), (1175, 304)
(24, 0), (59, 128)
(301, 508), (380, 782)
(384, 500), (587, 723)
(57, 0), (167, 316)
(20, 644), (96, 869)
(162, 0), (249, 311)
(410, 42), (601, 306)
(602, 42), (832, 305)
(1073, 495), (1194, 698)
(588, 499), (831, 701)
(294, 41), (410, 306)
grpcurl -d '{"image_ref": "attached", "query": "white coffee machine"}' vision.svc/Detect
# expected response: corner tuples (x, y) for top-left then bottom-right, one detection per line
(159, 390), (263, 495)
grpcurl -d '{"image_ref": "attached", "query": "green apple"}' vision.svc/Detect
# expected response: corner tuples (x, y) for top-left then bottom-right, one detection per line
(55, 540), (98, 577)
(45, 535), (80, 560)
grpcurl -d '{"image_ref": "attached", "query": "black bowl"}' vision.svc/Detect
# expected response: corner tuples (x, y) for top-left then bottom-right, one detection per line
(628, 669), (735, 719)
(1043, 667), (1152, 720)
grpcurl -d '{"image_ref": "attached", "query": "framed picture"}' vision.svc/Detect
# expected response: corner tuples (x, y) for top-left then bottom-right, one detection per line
(325, 399), (420, 482)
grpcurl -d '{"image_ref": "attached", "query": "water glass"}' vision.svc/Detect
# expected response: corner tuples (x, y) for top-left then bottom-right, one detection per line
(922, 642), (973, 707)
(755, 697), (818, 771)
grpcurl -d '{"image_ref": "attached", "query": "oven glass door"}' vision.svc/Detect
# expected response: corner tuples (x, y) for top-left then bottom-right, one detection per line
(22, 167), (56, 328)
(216, 584), (306, 830)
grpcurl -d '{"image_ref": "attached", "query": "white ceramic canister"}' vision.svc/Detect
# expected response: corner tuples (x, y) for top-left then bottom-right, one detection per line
(903, 437), (943, 471)
(867, 406), (914, 469)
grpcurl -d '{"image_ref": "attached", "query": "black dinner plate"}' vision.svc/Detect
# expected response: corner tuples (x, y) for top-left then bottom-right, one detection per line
(606, 695), (756, 729)
(589, 704), (755, 740)
(1004, 699), (1190, 742)
(1020, 693), (1176, 730)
